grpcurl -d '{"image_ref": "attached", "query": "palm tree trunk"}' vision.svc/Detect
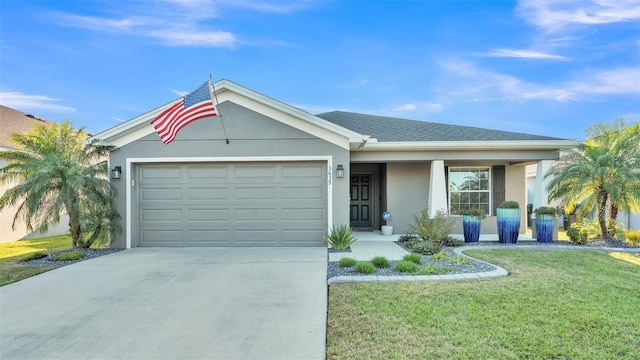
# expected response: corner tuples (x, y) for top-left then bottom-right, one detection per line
(608, 202), (619, 236)
(598, 193), (608, 238)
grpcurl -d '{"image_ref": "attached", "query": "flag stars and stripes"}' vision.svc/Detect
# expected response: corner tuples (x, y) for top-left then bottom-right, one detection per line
(151, 80), (217, 145)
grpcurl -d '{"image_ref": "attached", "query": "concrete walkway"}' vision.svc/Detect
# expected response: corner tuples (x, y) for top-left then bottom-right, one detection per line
(1, 247), (327, 360)
(327, 240), (640, 285)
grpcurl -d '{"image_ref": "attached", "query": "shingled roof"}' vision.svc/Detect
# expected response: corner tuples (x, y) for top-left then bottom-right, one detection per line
(0, 105), (55, 150)
(316, 111), (565, 142)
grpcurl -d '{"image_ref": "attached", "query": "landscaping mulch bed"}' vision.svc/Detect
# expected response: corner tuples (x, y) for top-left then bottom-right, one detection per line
(19, 248), (124, 268)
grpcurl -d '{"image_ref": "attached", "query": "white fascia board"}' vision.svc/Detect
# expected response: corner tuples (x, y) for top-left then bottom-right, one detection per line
(357, 140), (579, 151)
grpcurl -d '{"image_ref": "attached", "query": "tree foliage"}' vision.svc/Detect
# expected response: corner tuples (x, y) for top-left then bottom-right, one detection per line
(0, 121), (121, 248)
(545, 119), (640, 238)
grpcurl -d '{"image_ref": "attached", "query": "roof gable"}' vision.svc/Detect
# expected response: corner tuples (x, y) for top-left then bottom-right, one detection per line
(92, 80), (367, 150)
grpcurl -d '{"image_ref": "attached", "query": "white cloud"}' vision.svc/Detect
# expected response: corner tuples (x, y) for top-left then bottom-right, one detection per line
(482, 48), (568, 60)
(394, 103), (416, 111)
(0, 91), (76, 113)
(517, 0), (640, 32)
(170, 89), (190, 97)
(568, 67), (640, 95)
(150, 30), (236, 47)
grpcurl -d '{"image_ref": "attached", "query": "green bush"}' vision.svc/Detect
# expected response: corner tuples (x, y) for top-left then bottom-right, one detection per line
(626, 230), (640, 245)
(51, 251), (86, 261)
(498, 201), (520, 209)
(394, 260), (419, 273)
(567, 224), (589, 245)
(441, 236), (465, 247)
(324, 225), (357, 250)
(338, 257), (356, 267)
(403, 253), (422, 264)
(456, 208), (486, 220)
(407, 207), (455, 243)
(21, 252), (48, 261)
(534, 206), (559, 216)
(431, 251), (450, 261)
(404, 239), (442, 255)
(397, 233), (418, 243)
(354, 262), (376, 274)
(414, 264), (451, 275)
(371, 256), (390, 268)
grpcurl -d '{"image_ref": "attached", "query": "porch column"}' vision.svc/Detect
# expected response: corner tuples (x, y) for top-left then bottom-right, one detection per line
(533, 160), (554, 210)
(428, 160), (448, 217)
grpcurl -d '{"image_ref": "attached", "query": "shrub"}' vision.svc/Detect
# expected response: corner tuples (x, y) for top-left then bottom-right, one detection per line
(354, 262), (376, 274)
(407, 207), (455, 243)
(338, 257), (356, 267)
(404, 239), (442, 255)
(397, 233), (418, 243)
(567, 224), (589, 245)
(431, 251), (450, 261)
(371, 256), (390, 268)
(403, 253), (422, 264)
(452, 256), (475, 265)
(21, 252), (48, 261)
(441, 236), (464, 247)
(627, 230), (640, 245)
(395, 260), (419, 273)
(324, 225), (357, 250)
(456, 208), (486, 220)
(498, 201), (520, 209)
(534, 206), (559, 217)
(51, 251), (86, 261)
(414, 264), (451, 275)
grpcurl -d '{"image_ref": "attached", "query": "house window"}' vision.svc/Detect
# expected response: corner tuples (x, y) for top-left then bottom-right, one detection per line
(449, 167), (491, 215)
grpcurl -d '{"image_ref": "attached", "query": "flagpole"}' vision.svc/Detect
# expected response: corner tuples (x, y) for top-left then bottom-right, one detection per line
(209, 74), (230, 144)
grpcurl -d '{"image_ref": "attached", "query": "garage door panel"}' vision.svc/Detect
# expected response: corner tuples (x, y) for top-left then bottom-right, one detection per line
(142, 230), (182, 242)
(141, 209), (182, 222)
(141, 188), (182, 201)
(138, 162), (326, 247)
(188, 209), (229, 221)
(235, 187), (276, 199)
(189, 230), (230, 243)
(234, 166), (275, 178)
(283, 186), (323, 199)
(187, 187), (228, 200)
(283, 208), (324, 221)
(141, 166), (182, 179)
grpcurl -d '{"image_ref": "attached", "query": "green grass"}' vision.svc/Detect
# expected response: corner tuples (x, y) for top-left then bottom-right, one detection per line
(0, 235), (107, 286)
(50, 251), (86, 261)
(327, 249), (640, 359)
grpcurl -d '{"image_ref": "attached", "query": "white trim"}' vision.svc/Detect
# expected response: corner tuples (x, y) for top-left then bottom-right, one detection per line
(91, 79), (366, 149)
(358, 140), (579, 151)
(124, 156), (333, 249)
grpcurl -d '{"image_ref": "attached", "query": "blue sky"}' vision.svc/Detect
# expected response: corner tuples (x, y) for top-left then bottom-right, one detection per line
(1, 0), (638, 141)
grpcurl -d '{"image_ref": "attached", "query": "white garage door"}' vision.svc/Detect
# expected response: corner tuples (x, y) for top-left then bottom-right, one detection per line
(136, 162), (327, 247)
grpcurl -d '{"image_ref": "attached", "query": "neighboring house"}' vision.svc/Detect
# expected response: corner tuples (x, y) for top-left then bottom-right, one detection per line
(92, 80), (577, 249)
(0, 105), (69, 243)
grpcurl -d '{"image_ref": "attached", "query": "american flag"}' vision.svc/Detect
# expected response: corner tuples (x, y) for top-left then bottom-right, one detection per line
(151, 80), (218, 144)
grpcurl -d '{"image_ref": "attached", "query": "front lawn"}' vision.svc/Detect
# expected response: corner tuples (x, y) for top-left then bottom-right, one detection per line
(0, 235), (111, 286)
(327, 249), (640, 359)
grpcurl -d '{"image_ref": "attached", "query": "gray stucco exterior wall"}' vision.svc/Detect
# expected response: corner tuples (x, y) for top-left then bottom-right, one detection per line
(107, 101), (350, 248)
(385, 162), (431, 234)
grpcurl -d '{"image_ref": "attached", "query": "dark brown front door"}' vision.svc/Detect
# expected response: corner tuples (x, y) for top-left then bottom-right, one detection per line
(350, 175), (372, 228)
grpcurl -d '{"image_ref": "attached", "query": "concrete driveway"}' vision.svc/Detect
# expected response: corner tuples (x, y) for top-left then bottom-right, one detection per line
(0, 247), (327, 360)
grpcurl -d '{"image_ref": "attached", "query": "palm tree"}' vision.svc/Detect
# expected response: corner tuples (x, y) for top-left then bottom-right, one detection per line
(0, 121), (120, 248)
(545, 119), (640, 238)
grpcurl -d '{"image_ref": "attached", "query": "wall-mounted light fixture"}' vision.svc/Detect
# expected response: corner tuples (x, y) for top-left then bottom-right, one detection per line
(111, 166), (122, 180)
(336, 164), (345, 178)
